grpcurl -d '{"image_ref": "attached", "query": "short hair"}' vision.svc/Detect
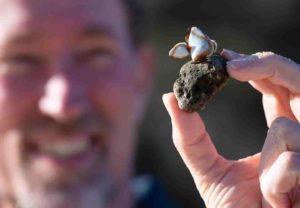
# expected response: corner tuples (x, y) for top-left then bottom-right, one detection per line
(123, 0), (148, 47)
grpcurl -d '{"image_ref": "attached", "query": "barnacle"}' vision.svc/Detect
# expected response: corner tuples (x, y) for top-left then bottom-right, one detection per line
(169, 27), (228, 112)
(169, 27), (217, 63)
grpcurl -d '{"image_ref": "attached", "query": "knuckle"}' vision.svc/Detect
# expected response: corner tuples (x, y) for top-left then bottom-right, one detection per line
(256, 51), (296, 66)
(273, 53), (296, 65)
(254, 51), (276, 60)
(253, 51), (298, 69)
(260, 152), (295, 197)
(268, 117), (294, 138)
(271, 116), (291, 128)
(278, 151), (300, 171)
(277, 151), (295, 169)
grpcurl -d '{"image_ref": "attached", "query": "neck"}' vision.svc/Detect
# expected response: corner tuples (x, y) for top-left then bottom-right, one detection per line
(108, 182), (134, 208)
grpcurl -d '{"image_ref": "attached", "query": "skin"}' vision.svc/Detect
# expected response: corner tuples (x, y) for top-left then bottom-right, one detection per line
(163, 49), (300, 208)
(0, 0), (154, 207)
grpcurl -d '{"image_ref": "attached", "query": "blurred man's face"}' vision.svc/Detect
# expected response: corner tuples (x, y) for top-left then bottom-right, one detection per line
(0, 0), (148, 207)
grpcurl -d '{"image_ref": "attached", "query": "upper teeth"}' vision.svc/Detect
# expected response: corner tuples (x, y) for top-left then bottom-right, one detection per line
(40, 139), (90, 159)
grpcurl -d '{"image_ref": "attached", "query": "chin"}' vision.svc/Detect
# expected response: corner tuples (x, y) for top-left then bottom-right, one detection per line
(13, 169), (114, 208)
(4, 130), (116, 208)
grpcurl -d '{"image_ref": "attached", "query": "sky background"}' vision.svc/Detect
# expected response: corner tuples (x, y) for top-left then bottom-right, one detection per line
(135, 0), (300, 207)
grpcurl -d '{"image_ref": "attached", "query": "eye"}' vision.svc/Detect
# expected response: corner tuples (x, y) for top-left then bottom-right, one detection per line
(76, 48), (117, 70)
(1, 54), (45, 74)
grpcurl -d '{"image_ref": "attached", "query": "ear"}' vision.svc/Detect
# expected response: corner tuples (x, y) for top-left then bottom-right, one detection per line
(133, 42), (156, 94)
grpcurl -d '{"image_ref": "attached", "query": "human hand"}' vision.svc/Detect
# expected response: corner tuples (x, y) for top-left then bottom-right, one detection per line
(222, 49), (300, 207)
(162, 50), (300, 207)
(163, 93), (262, 207)
(222, 49), (300, 126)
(163, 94), (300, 208)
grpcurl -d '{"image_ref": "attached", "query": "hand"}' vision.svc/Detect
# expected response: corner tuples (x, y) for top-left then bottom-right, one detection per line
(260, 117), (300, 208)
(222, 49), (300, 126)
(162, 50), (300, 208)
(163, 93), (262, 207)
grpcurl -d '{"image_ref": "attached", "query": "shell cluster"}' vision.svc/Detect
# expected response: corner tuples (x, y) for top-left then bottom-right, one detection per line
(169, 27), (217, 63)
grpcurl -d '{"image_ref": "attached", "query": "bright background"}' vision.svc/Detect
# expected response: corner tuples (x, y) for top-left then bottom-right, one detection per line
(135, 0), (300, 207)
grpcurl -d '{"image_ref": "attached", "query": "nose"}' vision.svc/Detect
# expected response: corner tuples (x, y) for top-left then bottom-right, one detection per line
(39, 73), (89, 122)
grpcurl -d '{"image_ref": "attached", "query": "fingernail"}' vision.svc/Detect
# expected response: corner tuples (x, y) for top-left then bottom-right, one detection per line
(222, 48), (235, 55)
(162, 94), (172, 118)
(227, 55), (258, 69)
(162, 93), (167, 103)
(162, 93), (170, 109)
(221, 48), (241, 60)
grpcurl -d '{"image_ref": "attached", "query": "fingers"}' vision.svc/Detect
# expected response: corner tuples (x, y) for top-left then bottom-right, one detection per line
(260, 117), (300, 176)
(250, 79), (297, 126)
(226, 51), (300, 93)
(261, 152), (300, 208)
(221, 48), (243, 60)
(223, 49), (300, 122)
(259, 117), (300, 207)
(162, 93), (228, 190)
(262, 93), (297, 127)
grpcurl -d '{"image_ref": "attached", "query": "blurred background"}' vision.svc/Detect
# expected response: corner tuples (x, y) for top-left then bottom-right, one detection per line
(135, 0), (300, 207)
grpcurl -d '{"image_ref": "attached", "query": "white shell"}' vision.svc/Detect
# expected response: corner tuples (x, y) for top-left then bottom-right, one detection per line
(169, 26), (218, 62)
(189, 27), (215, 62)
(190, 27), (205, 37)
(169, 42), (190, 59)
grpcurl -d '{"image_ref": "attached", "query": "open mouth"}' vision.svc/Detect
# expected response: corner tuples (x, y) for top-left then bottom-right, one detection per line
(28, 135), (98, 159)
(39, 138), (93, 159)
(24, 134), (102, 172)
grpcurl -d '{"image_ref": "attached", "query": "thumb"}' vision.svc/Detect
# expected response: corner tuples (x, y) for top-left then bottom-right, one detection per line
(162, 93), (228, 192)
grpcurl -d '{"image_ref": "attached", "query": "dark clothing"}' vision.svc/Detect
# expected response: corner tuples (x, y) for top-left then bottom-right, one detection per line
(134, 175), (175, 208)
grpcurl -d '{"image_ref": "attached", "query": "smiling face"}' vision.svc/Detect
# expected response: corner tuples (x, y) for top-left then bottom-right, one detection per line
(0, 0), (151, 207)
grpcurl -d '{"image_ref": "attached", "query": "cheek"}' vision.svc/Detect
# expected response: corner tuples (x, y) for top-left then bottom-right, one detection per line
(88, 67), (139, 181)
(90, 65), (139, 124)
(0, 73), (47, 130)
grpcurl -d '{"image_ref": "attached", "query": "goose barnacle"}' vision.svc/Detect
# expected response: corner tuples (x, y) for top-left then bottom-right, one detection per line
(170, 27), (229, 112)
(169, 27), (217, 63)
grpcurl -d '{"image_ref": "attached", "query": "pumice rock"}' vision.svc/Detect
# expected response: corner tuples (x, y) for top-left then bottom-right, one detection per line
(169, 27), (229, 112)
(173, 54), (228, 112)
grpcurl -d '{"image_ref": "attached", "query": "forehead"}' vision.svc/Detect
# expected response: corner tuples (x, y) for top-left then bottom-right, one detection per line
(0, 0), (129, 43)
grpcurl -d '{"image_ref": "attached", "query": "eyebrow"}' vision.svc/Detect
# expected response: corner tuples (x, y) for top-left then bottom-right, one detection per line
(6, 31), (41, 45)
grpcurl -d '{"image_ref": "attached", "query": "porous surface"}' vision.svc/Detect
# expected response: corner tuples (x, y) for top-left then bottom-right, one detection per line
(173, 54), (228, 112)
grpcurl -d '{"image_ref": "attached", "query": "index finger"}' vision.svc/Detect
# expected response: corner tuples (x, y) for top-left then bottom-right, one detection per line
(224, 51), (300, 94)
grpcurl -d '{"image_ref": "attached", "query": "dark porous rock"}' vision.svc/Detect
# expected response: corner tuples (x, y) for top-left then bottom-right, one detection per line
(173, 54), (228, 112)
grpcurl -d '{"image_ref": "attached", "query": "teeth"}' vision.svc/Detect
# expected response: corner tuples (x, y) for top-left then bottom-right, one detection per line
(40, 139), (90, 159)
